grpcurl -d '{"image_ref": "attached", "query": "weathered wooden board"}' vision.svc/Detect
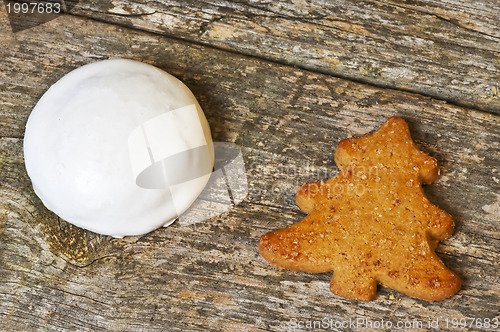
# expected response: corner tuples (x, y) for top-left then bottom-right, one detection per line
(66, 0), (500, 114)
(1, 9), (499, 332)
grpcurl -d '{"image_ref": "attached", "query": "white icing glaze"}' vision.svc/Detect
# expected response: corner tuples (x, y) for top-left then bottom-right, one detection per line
(24, 59), (214, 237)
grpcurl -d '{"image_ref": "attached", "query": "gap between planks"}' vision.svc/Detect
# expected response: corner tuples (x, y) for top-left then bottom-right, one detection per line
(62, 11), (500, 118)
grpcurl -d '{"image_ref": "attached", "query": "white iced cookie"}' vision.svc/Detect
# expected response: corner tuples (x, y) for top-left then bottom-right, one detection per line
(24, 59), (214, 237)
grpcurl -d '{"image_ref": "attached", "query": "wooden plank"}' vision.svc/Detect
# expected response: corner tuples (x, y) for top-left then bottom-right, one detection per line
(64, 0), (500, 114)
(1, 12), (499, 332)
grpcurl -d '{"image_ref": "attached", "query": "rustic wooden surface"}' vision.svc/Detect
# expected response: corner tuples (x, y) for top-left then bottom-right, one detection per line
(0, 2), (499, 331)
(67, 0), (500, 114)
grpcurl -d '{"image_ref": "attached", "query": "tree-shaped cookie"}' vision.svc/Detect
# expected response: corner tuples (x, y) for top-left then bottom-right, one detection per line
(259, 117), (461, 301)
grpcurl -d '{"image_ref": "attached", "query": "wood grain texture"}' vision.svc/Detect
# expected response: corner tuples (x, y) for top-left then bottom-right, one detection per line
(66, 0), (500, 114)
(1, 8), (499, 332)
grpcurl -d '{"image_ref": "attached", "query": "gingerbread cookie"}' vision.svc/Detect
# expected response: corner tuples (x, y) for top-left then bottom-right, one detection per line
(259, 117), (461, 301)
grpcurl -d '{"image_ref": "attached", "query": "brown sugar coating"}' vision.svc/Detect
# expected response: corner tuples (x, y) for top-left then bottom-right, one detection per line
(259, 117), (461, 301)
